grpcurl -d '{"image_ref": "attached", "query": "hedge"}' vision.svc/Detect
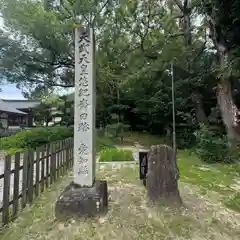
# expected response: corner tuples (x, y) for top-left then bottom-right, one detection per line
(0, 127), (119, 155)
(0, 126), (73, 151)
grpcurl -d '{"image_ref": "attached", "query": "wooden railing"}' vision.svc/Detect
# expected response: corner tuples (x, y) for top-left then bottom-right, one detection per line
(0, 137), (73, 227)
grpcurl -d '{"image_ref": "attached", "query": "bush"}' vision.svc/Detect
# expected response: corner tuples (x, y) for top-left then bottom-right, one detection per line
(0, 126), (73, 150)
(7, 148), (25, 155)
(96, 135), (116, 152)
(99, 148), (134, 162)
(194, 125), (233, 163)
(176, 127), (197, 149)
(105, 123), (130, 137)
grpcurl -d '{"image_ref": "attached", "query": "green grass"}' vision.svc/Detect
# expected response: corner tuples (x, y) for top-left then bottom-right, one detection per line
(177, 150), (240, 212)
(117, 132), (240, 212)
(113, 132), (240, 212)
(225, 192), (240, 212)
(96, 135), (117, 152)
(1, 165), (239, 240)
(99, 148), (134, 162)
(119, 132), (166, 147)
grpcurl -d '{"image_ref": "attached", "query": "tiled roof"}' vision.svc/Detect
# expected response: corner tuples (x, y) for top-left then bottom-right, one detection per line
(0, 99), (27, 114)
(1, 99), (41, 109)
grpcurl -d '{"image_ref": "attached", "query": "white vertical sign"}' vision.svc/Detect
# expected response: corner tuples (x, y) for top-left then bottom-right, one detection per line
(74, 27), (96, 187)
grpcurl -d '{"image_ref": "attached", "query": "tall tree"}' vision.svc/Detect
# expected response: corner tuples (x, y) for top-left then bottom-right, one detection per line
(0, 0), (111, 88)
(2, 0), (238, 147)
(199, 0), (240, 147)
(171, 0), (210, 125)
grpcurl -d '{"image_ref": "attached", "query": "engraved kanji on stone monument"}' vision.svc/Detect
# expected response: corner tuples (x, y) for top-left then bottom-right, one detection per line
(74, 27), (96, 186)
(78, 97), (89, 107)
(78, 88), (90, 97)
(54, 26), (108, 219)
(78, 122), (90, 132)
(79, 76), (88, 87)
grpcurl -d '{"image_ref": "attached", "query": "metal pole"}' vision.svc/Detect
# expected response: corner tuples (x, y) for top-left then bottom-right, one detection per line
(171, 61), (176, 154)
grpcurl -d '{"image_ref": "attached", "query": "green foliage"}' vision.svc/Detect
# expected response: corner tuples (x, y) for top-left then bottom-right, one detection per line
(105, 123), (130, 137)
(0, 0), (208, 137)
(57, 95), (74, 126)
(0, 126), (73, 150)
(7, 148), (25, 155)
(2, 0), (240, 155)
(176, 127), (197, 149)
(96, 135), (116, 152)
(194, 125), (233, 163)
(99, 148), (134, 162)
(33, 103), (53, 126)
(33, 94), (74, 127)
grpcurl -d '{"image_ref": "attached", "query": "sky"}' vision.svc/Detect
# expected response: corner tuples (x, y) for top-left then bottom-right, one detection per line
(0, 84), (25, 100)
(0, 17), (24, 99)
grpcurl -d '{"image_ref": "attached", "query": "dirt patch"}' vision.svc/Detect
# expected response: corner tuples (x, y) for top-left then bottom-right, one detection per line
(106, 181), (240, 240)
(179, 183), (240, 239)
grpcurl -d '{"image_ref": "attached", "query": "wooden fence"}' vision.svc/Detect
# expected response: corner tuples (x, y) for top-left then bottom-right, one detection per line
(0, 137), (73, 227)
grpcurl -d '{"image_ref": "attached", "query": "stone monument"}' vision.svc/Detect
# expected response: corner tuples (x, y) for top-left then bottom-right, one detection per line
(55, 26), (108, 218)
(146, 144), (182, 205)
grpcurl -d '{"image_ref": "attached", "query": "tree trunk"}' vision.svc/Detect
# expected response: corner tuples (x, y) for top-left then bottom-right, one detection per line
(216, 44), (240, 147)
(217, 81), (240, 146)
(45, 117), (49, 127)
(117, 87), (120, 123)
(205, 10), (240, 147)
(146, 145), (182, 206)
(175, 0), (209, 125)
(192, 91), (208, 125)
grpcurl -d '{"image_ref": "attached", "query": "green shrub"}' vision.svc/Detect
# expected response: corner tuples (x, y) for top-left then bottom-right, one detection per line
(0, 126), (73, 150)
(176, 127), (197, 149)
(105, 123), (130, 137)
(194, 125), (233, 163)
(99, 148), (134, 162)
(96, 136), (116, 152)
(97, 128), (105, 137)
(7, 148), (25, 155)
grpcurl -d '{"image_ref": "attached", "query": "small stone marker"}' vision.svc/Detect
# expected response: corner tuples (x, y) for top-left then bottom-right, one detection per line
(55, 26), (108, 219)
(146, 144), (182, 205)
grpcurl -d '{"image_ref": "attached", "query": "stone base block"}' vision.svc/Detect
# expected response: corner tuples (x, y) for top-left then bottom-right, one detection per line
(55, 180), (108, 219)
